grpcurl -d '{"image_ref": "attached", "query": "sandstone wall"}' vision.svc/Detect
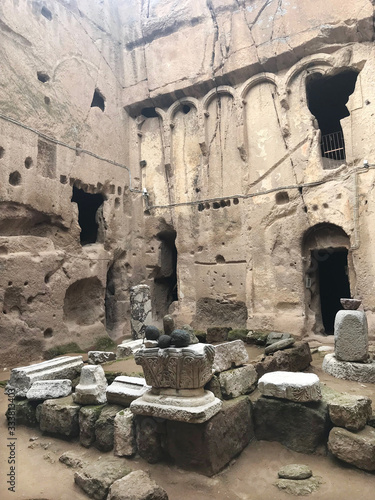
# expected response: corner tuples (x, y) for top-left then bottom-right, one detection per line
(1, 0), (375, 367)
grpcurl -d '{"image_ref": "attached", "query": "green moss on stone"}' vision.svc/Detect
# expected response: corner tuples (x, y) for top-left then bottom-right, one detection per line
(228, 329), (249, 341)
(44, 342), (84, 360)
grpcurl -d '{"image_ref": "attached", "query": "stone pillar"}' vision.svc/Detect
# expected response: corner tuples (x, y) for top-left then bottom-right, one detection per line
(334, 310), (368, 362)
(130, 284), (152, 339)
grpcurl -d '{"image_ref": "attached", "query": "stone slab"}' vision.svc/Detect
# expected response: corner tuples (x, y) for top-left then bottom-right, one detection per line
(88, 351), (116, 365)
(26, 379), (72, 400)
(218, 365), (257, 399)
(258, 371), (322, 402)
(130, 388), (222, 423)
(266, 332), (292, 346)
(254, 396), (330, 454)
(107, 376), (148, 406)
(265, 338), (295, 354)
(334, 310), (368, 362)
(328, 426), (375, 471)
(6, 356), (83, 397)
(116, 339), (144, 358)
(39, 395), (81, 438)
(322, 353), (375, 384)
(114, 409), (136, 457)
(107, 470), (168, 500)
(255, 342), (312, 378)
(73, 365), (108, 405)
(212, 340), (249, 373)
(165, 396), (254, 476)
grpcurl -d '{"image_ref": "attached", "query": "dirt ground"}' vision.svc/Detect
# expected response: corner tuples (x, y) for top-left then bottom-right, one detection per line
(1, 345), (375, 500)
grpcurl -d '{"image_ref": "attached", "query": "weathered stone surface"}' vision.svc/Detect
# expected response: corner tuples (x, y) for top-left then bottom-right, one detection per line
(39, 395), (81, 438)
(278, 464), (312, 480)
(6, 356), (84, 397)
(340, 298), (361, 310)
(79, 405), (106, 448)
(163, 315), (175, 336)
(73, 365), (108, 405)
(204, 375), (223, 400)
(6, 399), (39, 427)
(322, 353), (375, 383)
(218, 365), (257, 399)
(275, 477), (322, 496)
(181, 324), (199, 344)
(107, 376), (148, 406)
(265, 338), (295, 354)
(116, 339), (144, 359)
(258, 372), (322, 402)
(328, 426), (375, 471)
(334, 310), (368, 362)
(206, 327), (230, 343)
(107, 470), (168, 500)
(74, 460), (130, 500)
(326, 393), (372, 431)
(114, 409), (136, 457)
(95, 404), (123, 452)
(255, 342), (312, 378)
(88, 351), (116, 365)
(26, 379), (72, 400)
(165, 396), (254, 476)
(130, 285), (152, 340)
(254, 396), (330, 453)
(135, 415), (167, 464)
(266, 332), (292, 346)
(170, 329), (190, 347)
(246, 331), (269, 346)
(212, 340), (249, 373)
(59, 451), (86, 469)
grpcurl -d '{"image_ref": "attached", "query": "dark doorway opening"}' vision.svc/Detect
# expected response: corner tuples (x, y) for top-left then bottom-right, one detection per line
(71, 186), (104, 245)
(306, 70), (359, 161)
(153, 230), (178, 319)
(316, 247), (350, 334)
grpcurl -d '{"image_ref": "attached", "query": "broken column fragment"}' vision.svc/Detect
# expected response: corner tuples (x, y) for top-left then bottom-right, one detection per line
(73, 365), (108, 405)
(130, 284), (152, 339)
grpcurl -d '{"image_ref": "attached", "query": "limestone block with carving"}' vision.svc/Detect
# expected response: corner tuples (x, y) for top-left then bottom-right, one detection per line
(334, 310), (368, 362)
(114, 409), (136, 457)
(6, 356), (83, 397)
(73, 365), (108, 405)
(212, 340), (249, 374)
(107, 376), (148, 406)
(26, 379), (72, 400)
(258, 372), (322, 402)
(116, 339), (144, 358)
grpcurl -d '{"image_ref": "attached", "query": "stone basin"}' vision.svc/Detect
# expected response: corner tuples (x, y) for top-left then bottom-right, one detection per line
(340, 298), (361, 310)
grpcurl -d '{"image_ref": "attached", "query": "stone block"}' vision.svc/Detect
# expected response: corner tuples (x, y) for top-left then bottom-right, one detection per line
(326, 393), (372, 431)
(212, 340), (249, 373)
(254, 396), (330, 454)
(328, 426), (375, 471)
(74, 459), (130, 500)
(266, 332), (292, 346)
(278, 464), (312, 480)
(114, 409), (136, 457)
(73, 365), (108, 405)
(334, 310), (368, 362)
(88, 351), (116, 365)
(26, 379), (72, 400)
(165, 396), (254, 476)
(204, 375), (223, 400)
(218, 365), (257, 399)
(79, 405), (106, 448)
(264, 338), (295, 355)
(206, 327), (230, 343)
(258, 372), (321, 402)
(116, 339), (144, 358)
(255, 342), (312, 378)
(107, 376), (148, 406)
(322, 353), (375, 383)
(107, 470), (168, 500)
(246, 331), (268, 345)
(95, 404), (123, 452)
(135, 415), (167, 464)
(6, 356), (84, 397)
(39, 395), (81, 438)
(6, 399), (39, 427)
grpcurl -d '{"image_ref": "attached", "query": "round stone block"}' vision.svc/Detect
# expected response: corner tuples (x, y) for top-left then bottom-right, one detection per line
(278, 464), (312, 480)
(258, 371), (321, 402)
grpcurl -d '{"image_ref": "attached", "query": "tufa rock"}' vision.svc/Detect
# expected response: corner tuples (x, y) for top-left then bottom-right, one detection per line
(213, 340), (249, 373)
(79, 405), (105, 448)
(170, 329), (190, 347)
(107, 470), (168, 500)
(255, 342), (312, 378)
(114, 409), (137, 457)
(206, 327), (231, 343)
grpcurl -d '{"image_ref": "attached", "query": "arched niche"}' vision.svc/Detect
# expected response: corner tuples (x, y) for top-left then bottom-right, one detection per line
(302, 223), (353, 335)
(170, 101), (202, 203)
(243, 79), (287, 186)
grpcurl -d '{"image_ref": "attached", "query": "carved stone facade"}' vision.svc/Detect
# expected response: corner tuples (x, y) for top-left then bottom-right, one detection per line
(1, 0), (375, 366)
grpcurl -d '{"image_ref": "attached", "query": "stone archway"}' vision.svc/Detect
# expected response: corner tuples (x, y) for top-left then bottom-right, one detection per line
(302, 223), (353, 335)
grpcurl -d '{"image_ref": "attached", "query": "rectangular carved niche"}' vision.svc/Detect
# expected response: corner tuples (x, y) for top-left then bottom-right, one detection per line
(37, 138), (56, 179)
